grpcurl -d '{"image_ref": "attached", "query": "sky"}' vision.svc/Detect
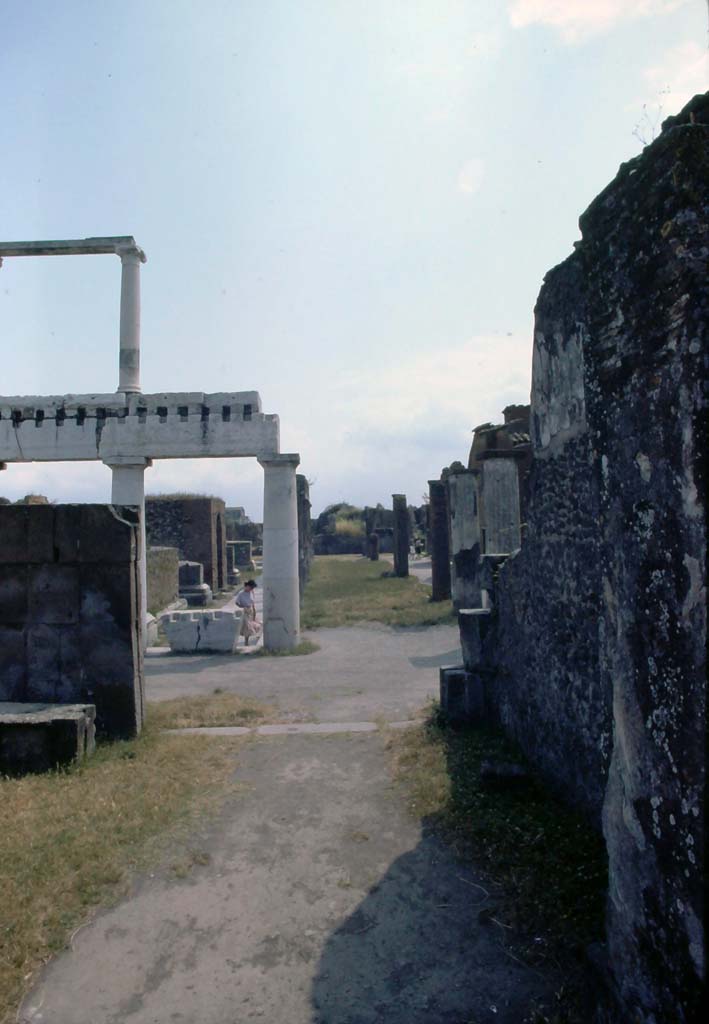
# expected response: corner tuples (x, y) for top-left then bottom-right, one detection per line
(1, 0), (706, 518)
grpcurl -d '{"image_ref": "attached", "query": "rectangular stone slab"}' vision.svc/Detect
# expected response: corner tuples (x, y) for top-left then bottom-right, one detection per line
(0, 701), (96, 775)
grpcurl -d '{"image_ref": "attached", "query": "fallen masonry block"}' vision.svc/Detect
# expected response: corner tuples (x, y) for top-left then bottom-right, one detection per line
(160, 609), (243, 653)
(0, 701), (96, 775)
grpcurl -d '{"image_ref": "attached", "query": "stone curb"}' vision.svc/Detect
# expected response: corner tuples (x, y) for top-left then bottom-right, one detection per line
(164, 720), (419, 737)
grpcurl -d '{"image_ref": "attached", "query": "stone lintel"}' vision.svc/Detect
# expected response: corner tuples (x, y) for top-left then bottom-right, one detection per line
(0, 392), (278, 463)
(0, 237), (146, 263)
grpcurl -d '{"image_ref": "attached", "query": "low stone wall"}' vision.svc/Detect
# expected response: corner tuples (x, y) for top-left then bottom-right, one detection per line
(146, 546), (179, 615)
(0, 503), (144, 739)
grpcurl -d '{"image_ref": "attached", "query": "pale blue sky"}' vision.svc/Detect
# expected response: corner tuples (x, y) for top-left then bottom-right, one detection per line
(1, 1), (706, 516)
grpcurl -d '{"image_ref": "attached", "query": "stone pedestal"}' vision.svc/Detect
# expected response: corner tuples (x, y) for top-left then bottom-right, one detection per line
(259, 454), (300, 651)
(428, 480), (451, 601)
(392, 494), (409, 578)
(178, 561), (212, 607)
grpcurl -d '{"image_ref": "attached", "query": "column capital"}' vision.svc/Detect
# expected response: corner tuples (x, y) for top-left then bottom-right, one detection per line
(258, 453), (300, 470)
(102, 456), (153, 469)
(116, 243), (147, 265)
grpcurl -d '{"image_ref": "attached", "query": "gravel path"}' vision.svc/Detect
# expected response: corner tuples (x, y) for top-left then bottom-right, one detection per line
(20, 622), (557, 1024)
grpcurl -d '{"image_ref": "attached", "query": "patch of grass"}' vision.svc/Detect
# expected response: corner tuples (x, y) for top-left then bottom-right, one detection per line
(148, 692), (277, 729)
(301, 556), (454, 629)
(254, 639), (321, 658)
(0, 724), (242, 1023)
(387, 709), (607, 1021)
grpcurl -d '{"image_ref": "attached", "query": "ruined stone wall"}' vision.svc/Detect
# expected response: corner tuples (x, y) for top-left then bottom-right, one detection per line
(145, 497), (227, 592)
(146, 546), (179, 616)
(488, 256), (608, 819)
(0, 504), (144, 739)
(484, 96), (707, 1021)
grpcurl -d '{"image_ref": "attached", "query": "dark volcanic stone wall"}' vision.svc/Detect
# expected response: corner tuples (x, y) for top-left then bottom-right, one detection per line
(488, 255), (609, 820)
(485, 95), (707, 1021)
(0, 504), (144, 739)
(580, 99), (707, 1024)
(145, 497), (227, 592)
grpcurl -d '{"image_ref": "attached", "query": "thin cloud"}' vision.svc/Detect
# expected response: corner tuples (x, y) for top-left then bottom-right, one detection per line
(458, 158), (485, 195)
(467, 30), (502, 60)
(508, 0), (689, 43)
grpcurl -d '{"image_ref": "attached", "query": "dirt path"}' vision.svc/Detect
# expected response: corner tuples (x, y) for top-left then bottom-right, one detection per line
(20, 626), (556, 1024)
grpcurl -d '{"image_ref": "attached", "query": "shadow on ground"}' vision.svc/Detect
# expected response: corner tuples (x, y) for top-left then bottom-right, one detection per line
(408, 648), (462, 669)
(310, 825), (553, 1024)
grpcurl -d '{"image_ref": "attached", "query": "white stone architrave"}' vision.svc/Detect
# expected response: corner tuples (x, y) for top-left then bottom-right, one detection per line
(0, 237), (300, 651)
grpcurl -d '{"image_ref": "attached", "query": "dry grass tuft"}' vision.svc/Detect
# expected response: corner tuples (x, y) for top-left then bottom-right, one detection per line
(148, 692), (276, 729)
(302, 556), (454, 629)
(0, 725), (242, 1023)
(254, 639), (321, 658)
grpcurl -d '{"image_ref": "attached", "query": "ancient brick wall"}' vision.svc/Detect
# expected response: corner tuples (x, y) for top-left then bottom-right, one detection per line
(146, 546), (179, 615)
(0, 504), (144, 739)
(145, 497), (227, 592)
(483, 95), (707, 1021)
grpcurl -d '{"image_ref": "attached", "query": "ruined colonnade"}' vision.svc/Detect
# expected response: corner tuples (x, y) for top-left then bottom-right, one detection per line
(0, 237), (300, 652)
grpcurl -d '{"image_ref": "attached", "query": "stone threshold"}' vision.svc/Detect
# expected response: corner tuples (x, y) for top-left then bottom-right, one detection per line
(164, 720), (418, 737)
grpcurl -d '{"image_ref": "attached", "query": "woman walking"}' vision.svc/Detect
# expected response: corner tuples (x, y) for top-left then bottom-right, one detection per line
(235, 579), (261, 646)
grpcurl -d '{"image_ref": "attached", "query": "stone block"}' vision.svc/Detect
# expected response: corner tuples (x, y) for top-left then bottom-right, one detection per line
(53, 505), (82, 562)
(458, 608), (492, 670)
(0, 566), (28, 623)
(0, 626), (27, 700)
(231, 541), (253, 568)
(179, 561), (203, 587)
(80, 504), (138, 563)
(439, 666), (484, 725)
(0, 701), (96, 775)
(79, 564), (136, 625)
(78, 624), (142, 738)
(28, 565), (80, 624)
(183, 584), (212, 608)
(160, 610), (242, 653)
(26, 504), (55, 563)
(0, 506), (28, 563)
(23, 625), (83, 704)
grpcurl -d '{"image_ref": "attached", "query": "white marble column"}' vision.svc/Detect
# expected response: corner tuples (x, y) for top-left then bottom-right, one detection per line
(259, 453), (300, 651)
(106, 457), (151, 648)
(117, 245), (146, 394)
